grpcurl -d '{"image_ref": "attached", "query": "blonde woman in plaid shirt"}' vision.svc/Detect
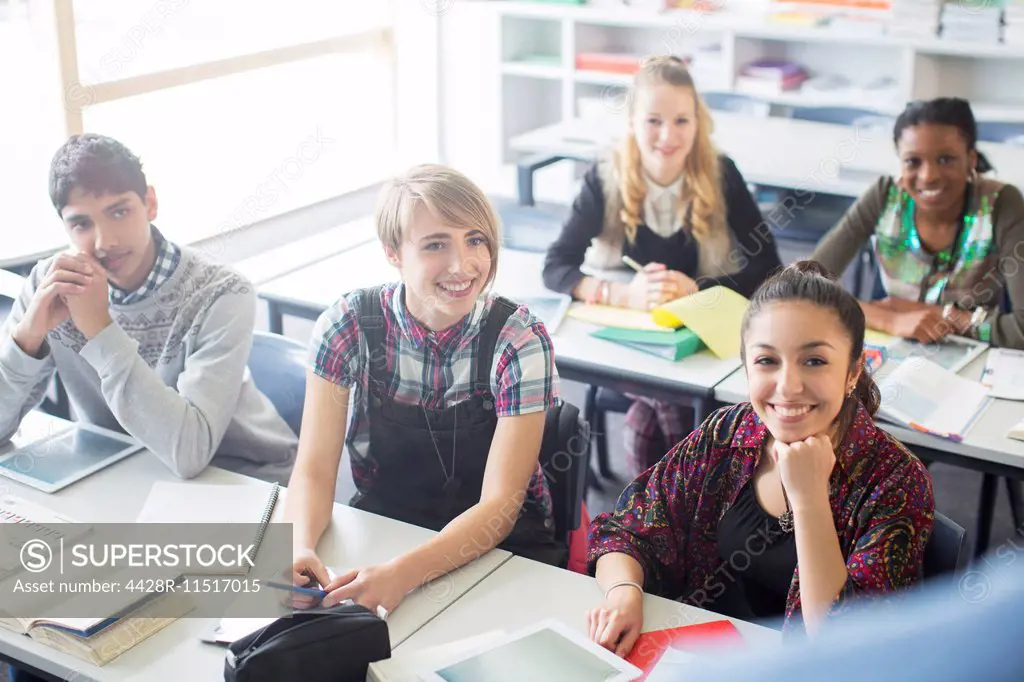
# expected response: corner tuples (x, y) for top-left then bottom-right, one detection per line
(285, 165), (564, 617)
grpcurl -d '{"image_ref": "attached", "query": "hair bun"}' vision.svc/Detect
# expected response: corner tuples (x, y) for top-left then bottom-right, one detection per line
(783, 259), (838, 281)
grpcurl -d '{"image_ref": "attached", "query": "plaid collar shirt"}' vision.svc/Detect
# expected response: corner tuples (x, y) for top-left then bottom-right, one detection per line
(108, 226), (180, 306)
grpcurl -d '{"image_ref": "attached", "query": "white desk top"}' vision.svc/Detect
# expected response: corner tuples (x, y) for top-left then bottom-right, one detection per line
(0, 413), (510, 681)
(510, 113), (1024, 200)
(397, 556), (780, 656)
(2, 227), (64, 270)
(713, 351), (1024, 472)
(259, 242), (741, 394)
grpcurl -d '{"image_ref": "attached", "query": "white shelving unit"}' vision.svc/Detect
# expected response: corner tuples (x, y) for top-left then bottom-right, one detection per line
(438, 1), (1024, 203)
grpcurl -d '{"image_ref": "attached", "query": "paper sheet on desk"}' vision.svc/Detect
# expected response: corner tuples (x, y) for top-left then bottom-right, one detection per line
(982, 349), (1024, 400)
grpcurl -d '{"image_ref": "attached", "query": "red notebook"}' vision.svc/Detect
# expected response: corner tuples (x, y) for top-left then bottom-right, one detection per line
(625, 620), (743, 680)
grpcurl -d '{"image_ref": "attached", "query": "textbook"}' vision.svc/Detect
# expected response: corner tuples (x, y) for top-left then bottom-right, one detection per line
(864, 330), (988, 375)
(875, 357), (991, 441)
(591, 326), (706, 361)
(0, 591), (193, 666)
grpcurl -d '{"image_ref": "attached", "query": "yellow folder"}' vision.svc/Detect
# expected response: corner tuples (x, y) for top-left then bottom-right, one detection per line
(651, 287), (750, 359)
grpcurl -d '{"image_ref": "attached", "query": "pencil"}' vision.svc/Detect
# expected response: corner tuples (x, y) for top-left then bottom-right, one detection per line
(621, 255), (643, 273)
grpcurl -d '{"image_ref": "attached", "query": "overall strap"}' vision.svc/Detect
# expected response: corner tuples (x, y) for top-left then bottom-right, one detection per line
(474, 296), (519, 397)
(358, 285), (388, 385)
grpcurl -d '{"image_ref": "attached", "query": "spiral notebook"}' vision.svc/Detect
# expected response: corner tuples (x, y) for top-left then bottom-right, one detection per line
(136, 481), (281, 574)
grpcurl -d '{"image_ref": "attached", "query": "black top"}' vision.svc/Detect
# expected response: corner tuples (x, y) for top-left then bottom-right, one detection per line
(541, 156), (781, 299)
(708, 481), (797, 623)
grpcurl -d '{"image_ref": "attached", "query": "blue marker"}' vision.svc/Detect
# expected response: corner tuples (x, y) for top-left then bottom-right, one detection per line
(267, 581), (328, 600)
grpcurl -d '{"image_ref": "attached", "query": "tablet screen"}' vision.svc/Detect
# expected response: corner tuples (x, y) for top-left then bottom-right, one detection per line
(433, 627), (626, 682)
(0, 428), (138, 487)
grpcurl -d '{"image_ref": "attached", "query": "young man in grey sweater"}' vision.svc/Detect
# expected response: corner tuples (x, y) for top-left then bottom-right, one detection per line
(0, 134), (298, 483)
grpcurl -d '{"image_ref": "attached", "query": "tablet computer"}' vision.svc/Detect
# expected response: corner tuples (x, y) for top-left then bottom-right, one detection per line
(422, 619), (642, 682)
(0, 422), (144, 493)
(514, 294), (572, 335)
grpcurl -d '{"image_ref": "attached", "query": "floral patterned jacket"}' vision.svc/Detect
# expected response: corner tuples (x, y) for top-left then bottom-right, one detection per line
(588, 402), (935, 632)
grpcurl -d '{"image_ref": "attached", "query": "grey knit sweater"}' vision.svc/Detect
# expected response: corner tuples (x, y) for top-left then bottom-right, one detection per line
(0, 246), (297, 483)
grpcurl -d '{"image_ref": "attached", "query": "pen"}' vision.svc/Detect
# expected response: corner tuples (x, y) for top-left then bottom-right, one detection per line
(267, 581), (328, 599)
(621, 255), (643, 273)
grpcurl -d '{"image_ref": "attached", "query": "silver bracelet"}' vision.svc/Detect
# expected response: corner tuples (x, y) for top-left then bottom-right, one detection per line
(604, 580), (644, 601)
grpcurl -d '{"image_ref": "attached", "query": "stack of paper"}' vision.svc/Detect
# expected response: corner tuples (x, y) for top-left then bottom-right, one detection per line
(940, 0), (1005, 43)
(888, 0), (942, 38)
(981, 348), (1024, 400)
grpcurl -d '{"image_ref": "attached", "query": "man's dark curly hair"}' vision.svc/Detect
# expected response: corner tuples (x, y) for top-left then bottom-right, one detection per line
(49, 133), (148, 215)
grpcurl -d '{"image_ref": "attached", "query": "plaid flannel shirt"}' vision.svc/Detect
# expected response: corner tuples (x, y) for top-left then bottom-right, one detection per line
(109, 226), (180, 306)
(310, 282), (560, 521)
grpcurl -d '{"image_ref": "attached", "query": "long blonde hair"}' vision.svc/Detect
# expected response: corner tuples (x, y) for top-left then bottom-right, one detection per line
(615, 56), (724, 246)
(375, 164), (501, 290)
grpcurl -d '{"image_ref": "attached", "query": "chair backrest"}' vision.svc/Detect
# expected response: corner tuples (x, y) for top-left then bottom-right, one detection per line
(247, 331), (307, 436)
(976, 121), (1024, 145)
(923, 510), (966, 579)
(539, 401), (591, 545)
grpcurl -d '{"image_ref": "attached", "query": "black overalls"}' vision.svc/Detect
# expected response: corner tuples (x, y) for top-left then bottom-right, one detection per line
(350, 286), (565, 566)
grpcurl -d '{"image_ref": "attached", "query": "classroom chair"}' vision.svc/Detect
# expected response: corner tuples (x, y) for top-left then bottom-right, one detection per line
(923, 511), (967, 580)
(247, 331), (307, 436)
(976, 121), (1024, 146)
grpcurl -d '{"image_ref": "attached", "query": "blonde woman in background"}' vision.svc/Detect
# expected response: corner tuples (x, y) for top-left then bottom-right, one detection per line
(543, 55), (782, 477)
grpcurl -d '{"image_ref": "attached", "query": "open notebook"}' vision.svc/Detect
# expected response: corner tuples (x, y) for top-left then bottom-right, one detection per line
(875, 357), (991, 441)
(0, 494), (193, 666)
(136, 481), (280, 576)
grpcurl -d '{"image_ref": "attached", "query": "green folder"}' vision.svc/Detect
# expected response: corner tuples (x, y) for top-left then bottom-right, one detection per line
(591, 326), (706, 361)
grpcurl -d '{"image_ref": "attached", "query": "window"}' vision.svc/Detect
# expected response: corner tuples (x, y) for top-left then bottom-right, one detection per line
(3, 0), (396, 260)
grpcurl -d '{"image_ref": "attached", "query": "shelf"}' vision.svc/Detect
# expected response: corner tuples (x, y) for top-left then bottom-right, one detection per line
(487, 1), (1024, 60)
(573, 69), (634, 87)
(501, 61), (566, 79)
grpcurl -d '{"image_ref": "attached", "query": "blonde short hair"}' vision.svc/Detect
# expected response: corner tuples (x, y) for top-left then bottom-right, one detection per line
(375, 164), (501, 289)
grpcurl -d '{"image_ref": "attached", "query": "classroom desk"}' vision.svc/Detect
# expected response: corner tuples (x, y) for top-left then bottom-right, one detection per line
(397, 555), (780, 657)
(713, 351), (1024, 556)
(510, 112), (1024, 206)
(0, 413), (511, 682)
(257, 241), (741, 422)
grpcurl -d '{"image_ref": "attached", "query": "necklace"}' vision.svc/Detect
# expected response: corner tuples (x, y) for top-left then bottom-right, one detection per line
(778, 484), (794, 534)
(421, 395), (458, 494)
